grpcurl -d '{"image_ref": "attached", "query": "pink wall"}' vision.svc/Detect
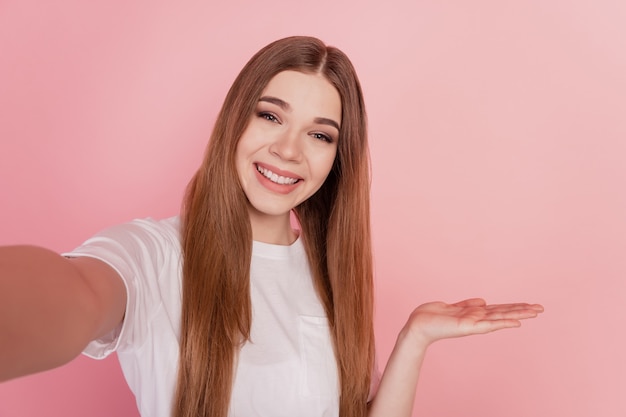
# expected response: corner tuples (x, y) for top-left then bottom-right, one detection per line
(1, 1), (624, 416)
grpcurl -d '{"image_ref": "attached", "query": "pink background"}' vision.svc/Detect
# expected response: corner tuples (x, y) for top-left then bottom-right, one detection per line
(1, 0), (624, 416)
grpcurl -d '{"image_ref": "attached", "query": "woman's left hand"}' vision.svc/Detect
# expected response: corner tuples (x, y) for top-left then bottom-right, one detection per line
(368, 298), (543, 417)
(400, 298), (544, 348)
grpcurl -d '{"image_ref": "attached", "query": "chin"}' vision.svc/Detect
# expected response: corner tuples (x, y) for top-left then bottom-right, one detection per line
(248, 201), (295, 218)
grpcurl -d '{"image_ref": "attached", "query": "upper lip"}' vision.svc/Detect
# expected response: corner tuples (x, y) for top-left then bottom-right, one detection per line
(255, 162), (302, 180)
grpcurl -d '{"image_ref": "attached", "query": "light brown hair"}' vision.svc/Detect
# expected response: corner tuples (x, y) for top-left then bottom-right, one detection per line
(175, 36), (374, 417)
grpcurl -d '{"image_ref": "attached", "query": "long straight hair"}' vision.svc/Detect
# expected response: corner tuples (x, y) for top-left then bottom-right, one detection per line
(175, 36), (374, 417)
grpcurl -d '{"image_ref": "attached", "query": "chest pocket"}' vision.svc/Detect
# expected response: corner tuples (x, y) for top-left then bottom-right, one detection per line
(298, 315), (340, 399)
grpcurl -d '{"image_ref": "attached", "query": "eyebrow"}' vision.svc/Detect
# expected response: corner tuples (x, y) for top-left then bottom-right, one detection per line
(313, 117), (340, 131)
(259, 96), (291, 111)
(258, 95), (341, 131)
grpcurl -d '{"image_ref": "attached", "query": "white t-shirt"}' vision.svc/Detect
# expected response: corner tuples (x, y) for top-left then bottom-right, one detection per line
(65, 217), (378, 417)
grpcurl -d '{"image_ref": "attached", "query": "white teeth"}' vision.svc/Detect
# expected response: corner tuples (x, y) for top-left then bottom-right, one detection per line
(256, 165), (299, 185)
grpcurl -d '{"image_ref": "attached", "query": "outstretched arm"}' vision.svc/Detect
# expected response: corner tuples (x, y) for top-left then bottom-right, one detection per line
(0, 245), (125, 381)
(367, 298), (543, 417)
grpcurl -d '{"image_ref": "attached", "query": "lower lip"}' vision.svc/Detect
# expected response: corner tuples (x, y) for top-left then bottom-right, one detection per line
(254, 166), (301, 195)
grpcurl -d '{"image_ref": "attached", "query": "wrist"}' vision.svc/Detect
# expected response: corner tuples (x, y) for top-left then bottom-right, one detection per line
(396, 324), (431, 355)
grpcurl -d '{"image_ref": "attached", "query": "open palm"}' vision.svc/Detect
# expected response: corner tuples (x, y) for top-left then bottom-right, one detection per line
(404, 298), (544, 347)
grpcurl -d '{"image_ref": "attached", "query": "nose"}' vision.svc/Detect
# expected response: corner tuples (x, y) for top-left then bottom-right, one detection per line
(269, 128), (302, 162)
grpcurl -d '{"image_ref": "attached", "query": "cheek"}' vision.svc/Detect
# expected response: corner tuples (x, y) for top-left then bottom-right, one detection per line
(326, 148), (339, 172)
(313, 149), (338, 180)
(235, 126), (268, 164)
(235, 130), (256, 163)
(234, 143), (251, 182)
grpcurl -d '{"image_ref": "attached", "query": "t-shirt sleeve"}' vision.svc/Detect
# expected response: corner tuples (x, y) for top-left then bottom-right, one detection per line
(63, 217), (181, 359)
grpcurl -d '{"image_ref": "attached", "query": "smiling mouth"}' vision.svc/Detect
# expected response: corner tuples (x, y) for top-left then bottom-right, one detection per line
(256, 164), (300, 185)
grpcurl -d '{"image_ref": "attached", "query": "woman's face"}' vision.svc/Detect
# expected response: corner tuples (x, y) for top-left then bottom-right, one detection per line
(236, 70), (341, 227)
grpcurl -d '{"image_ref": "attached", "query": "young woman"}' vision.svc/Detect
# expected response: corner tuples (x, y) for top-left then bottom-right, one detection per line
(0, 36), (543, 417)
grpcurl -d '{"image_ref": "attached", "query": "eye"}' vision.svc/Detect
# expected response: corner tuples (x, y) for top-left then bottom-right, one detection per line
(311, 132), (334, 144)
(258, 111), (280, 124)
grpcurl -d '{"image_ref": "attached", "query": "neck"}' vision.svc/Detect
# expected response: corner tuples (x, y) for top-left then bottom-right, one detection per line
(248, 209), (298, 245)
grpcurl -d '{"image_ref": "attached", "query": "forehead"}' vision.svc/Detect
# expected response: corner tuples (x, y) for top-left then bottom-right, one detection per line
(261, 70), (342, 124)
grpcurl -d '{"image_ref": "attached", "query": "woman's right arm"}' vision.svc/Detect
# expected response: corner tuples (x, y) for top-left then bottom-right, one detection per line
(0, 245), (126, 381)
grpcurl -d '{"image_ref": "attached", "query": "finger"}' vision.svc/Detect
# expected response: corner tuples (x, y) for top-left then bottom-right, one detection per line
(473, 319), (522, 334)
(486, 303), (544, 313)
(453, 298), (486, 308)
(530, 303), (545, 312)
(485, 309), (540, 321)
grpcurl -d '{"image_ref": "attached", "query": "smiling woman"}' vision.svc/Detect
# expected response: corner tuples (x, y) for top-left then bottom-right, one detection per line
(0, 36), (542, 417)
(178, 38), (376, 417)
(236, 71), (341, 244)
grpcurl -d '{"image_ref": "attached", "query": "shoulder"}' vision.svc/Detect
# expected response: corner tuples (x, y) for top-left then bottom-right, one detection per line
(94, 216), (180, 243)
(64, 216), (182, 279)
(75, 216), (181, 254)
